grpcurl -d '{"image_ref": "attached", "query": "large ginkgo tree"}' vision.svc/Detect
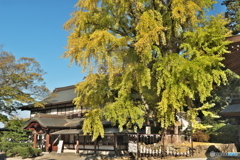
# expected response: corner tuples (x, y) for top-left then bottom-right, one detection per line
(63, 0), (231, 140)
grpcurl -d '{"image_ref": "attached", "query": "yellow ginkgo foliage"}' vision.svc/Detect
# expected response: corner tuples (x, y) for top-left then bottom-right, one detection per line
(63, 0), (231, 140)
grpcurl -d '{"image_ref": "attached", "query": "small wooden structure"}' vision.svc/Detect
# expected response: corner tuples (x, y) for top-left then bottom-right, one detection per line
(220, 98), (240, 143)
(21, 85), (129, 155)
(221, 35), (240, 144)
(222, 35), (240, 75)
(23, 114), (84, 152)
(23, 113), (129, 155)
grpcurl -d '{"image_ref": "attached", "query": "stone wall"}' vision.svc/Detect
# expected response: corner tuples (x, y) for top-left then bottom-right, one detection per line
(194, 143), (237, 157)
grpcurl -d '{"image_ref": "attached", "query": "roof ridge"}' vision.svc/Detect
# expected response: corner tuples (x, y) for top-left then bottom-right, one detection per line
(53, 85), (76, 92)
(34, 113), (68, 119)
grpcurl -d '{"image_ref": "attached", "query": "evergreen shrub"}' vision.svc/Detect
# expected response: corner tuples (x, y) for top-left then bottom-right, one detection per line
(0, 142), (32, 152)
(5, 146), (41, 158)
(207, 123), (237, 143)
(0, 142), (41, 159)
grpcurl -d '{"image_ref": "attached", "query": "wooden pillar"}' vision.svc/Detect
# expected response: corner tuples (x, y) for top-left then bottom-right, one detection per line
(137, 133), (139, 159)
(162, 131), (165, 158)
(83, 136), (85, 149)
(94, 139), (97, 155)
(113, 134), (118, 156)
(45, 134), (50, 152)
(33, 132), (37, 148)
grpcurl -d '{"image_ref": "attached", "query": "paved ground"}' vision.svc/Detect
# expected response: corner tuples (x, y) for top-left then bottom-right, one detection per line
(6, 152), (130, 160)
(5, 154), (206, 160)
(5, 152), (240, 160)
(6, 152), (114, 160)
(5, 153), (207, 160)
(2, 154), (216, 160)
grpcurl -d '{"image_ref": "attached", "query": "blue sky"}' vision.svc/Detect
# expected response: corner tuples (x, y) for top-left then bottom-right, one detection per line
(0, 0), (226, 120)
(0, 0), (83, 119)
(0, 0), (84, 92)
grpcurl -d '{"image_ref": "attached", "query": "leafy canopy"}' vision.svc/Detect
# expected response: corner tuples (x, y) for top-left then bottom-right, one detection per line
(64, 0), (231, 140)
(222, 0), (240, 35)
(0, 118), (31, 143)
(0, 50), (49, 122)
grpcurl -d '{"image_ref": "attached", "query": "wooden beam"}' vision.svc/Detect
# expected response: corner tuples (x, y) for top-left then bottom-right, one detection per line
(226, 35), (240, 43)
(94, 139), (97, 155)
(114, 134), (118, 156)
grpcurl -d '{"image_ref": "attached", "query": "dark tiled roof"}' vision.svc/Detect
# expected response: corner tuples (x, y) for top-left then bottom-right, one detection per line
(23, 114), (84, 129)
(34, 114), (68, 119)
(20, 85), (77, 110)
(0, 128), (9, 131)
(30, 117), (68, 128)
(45, 85), (77, 105)
(220, 103), (240, 117)
(50, 129), (83, 135)
(50, 128), (131, 135)
(65, 118), (84, 127)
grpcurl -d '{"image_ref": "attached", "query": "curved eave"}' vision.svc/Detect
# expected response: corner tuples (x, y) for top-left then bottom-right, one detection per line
(219, 112), (240, 117)
(23, 119), (49, 129)
(20, 100), (74, 111)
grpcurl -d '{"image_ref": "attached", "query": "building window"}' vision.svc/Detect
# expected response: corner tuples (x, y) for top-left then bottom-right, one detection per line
(51, 109), (57, 115)
(57, 108), (66, 115)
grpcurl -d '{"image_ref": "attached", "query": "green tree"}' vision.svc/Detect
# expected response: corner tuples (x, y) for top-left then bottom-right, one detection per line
(0, 118), (30, 142)
(208, 70), (240, 114)
(202, 0), (240, 127)
(222, 0), (240, 35)
(63, 0), (231, 140)
(0, 50), (49, 122)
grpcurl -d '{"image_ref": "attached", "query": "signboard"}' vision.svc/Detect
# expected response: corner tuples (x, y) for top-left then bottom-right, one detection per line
(128, 141), (137, 153)
(57, 140), (63, 154)
(145, 126), (151, 134)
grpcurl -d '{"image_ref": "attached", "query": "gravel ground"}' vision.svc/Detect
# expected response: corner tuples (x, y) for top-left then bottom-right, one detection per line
(5, 153), (207, 160)
(6, 152), (85, 160)
(5, 152), (131, 160)
(5, 152), (235, 160)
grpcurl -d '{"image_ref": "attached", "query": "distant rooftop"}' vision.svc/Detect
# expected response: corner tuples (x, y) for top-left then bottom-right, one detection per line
(20, 85), (77, 110)
(23, 113), (84, 129)
(45, 85), (77, 105)
(220, 98), (240, 117)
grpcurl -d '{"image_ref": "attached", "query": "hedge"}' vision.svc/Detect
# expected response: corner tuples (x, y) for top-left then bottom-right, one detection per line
(0, 142), (32, 152)
(6, 146), (42, 158)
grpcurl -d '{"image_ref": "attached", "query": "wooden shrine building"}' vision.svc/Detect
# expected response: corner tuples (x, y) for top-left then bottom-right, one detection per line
(21, 85), (129, 154)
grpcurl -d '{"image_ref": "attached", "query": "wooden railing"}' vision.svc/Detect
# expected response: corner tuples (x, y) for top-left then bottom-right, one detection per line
(128, 134), (193, 158)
